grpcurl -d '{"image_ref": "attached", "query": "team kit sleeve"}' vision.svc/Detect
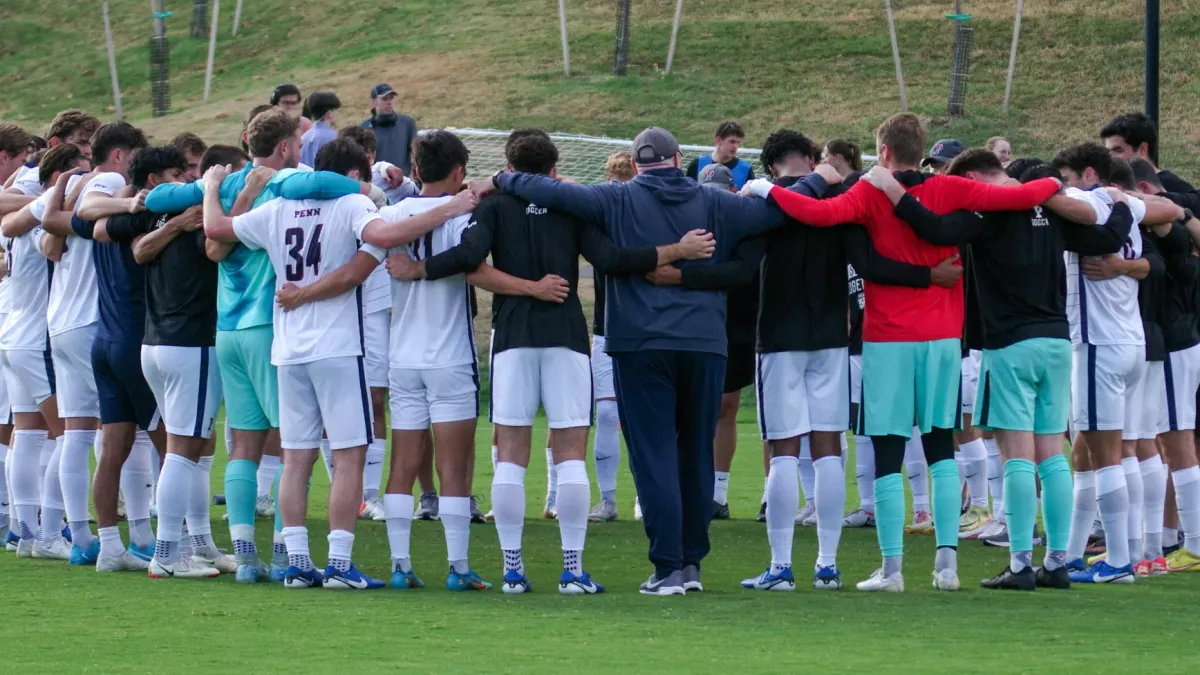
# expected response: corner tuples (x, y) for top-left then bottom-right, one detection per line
(1061, 202), (1133, 255)
(70, 213), (93, 240)
(423, 206), (496, 281)
(84, 172), (127, 198)
(679, 233), (767, 290)
(146, 182), (204, 214)
(840, 224), (931, 287)
(766, 179), (871, 227)
(230, 200), (277, 250)
(892, 194), (987, 246)
(276, 171), (362, 200)
(941, 175), (1059, 213)
(498, 173), (614, 225)
(576, 220), (659, 275)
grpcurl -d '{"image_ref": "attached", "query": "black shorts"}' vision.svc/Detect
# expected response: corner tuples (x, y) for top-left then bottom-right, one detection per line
(724, 343), (755, 394)
(91, 337), (160, 430)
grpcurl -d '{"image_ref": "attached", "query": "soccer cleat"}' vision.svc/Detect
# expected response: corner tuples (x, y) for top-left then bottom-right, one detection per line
(634, 498), (643, 521)
(446, 567), (491, 591)
(70, 539), (101, 566)
(1143, 556), (1168, 576)
(61, 525), (72, 544)
(1165, 547), (1200, 573)
(795, 503), (816, 526)
(128, 540), (155, 563)
(856, 568), (904, 592)
(484, 510), (495, 522)
(905, 509), (933, 535)
(682, 564), (703, 592)
(978, 521), (1010, 548)
(1034, 565), (1071, 589)
(268, 561), (288, 583)
(235, 559), (271, 584)
(559, 570), (604, 595)
(33, 538), (72, 560)
(588, 499), (619, 522)
(469, 496), (486, 524)
(711, 501), (730, 520)
(95, 550), (150, 572)
(283, 566), (324, 588)
(323, 564), (385, 590)
(116, 494), (126, 520)
(389, 568), (424, 589)
(980, 565), (1035, 591)
(741, 566), (796, 591)
(639, 570), (686, 596)
(500, 569), (533, 594)
(755, 502), (767, 523)
(148, 557), (221, 579)
(413, 491), (439, 521)
(542, 504), (558, 520)
(359, 497), (386, 521)
(255, 496), (275, 518)
(843, 508), (876, 528)
(932, 568), (961, 591)
(958, 505), (992, 539)
(5, 530), (19, 552)
(16, 538), (34, 558)
(813, 565), (843, 590)
(1065, 558), (1086, 572)
(1069, 561), (1135, 584)
(193, 549), (238, 574)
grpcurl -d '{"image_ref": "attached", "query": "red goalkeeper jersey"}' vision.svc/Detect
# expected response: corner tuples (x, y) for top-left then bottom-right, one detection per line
(766, 173), (1060, 342)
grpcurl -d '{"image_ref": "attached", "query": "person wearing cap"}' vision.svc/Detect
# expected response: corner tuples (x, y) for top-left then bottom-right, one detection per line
(922, 138), (966, 174)
(686, 121), (756, 189)
(472, 126), (835, 596)
(299, 91), (341, 168)
(362, 83), (418, 176)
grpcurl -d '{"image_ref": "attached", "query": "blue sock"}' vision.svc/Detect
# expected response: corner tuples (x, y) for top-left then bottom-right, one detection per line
(224, 459), (258, 529)
(874, 473), (904, 557)
(1004, 459), (1037, 557)
(1037, 454), (1073, 554)
(929, 459), (961, 549)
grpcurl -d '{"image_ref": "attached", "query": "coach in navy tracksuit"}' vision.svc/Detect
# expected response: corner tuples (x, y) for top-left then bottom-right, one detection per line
(484, 127), (831, 594)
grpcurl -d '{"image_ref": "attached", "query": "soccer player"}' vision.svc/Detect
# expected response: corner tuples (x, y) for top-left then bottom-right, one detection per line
(171, 133), (207, 182)
(1101, 111), (1200, 202)
(743, 113), (1061, 592)
(45, 110), (100, 161)
(685, 121), (755, 189)
(864, 151), (1138, 590)
(299, 91), (341, 167)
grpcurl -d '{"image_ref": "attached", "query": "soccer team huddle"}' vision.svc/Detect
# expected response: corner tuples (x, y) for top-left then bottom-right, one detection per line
(1, 81), (1198, 597)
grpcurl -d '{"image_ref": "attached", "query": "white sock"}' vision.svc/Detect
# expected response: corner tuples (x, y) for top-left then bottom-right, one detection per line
(282, 525), (313, 571)
(814, 455), (845, 568)
(1141, 455), (1166, 559)
(1172, 465), (1200, 555)
(492, 462), (526, 573)
(854, 435), (875, 511)
(766, 455), (799, 572)
(985, 438), (1004, 521)
(384, 493), (414, 570)
(122, 432), (155, 547)
(760, 475), (769, 506)
(1067, 470), (1097, 562)
(1121, 456), (1144, 562)
(363, 439), (385, 501)
(544, 447), (557, 504)
(440, 496), (471, 574)
(0, 444), (8, 523)
(556, 460), (589, 571)
(154, 454), (196, 564)
(39, 436), (65, 546)
(798, 436), (815, 507)
(186, 455), (215, 550)
(904, 432), (930, 512)
(38, 435), (53, 485)
(714, 471), (730, 506)
(10, 430), (47, 541)
(98, 525), (123, 559)
(490, 445), (498, 472)
(1096, 465), (1131, 569)
(256, 455), (281, 501)
(959, 438), (988, 508)
(319, 440), (334, 481)
(60, 429), (96, 547)
(327, 529), (354, 571)
(594, 400), (620, 502)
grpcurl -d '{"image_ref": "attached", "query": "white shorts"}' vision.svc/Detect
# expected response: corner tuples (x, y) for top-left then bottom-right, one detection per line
(141, 345), (222, 439)
(850, 353), (863, 405)
(0, 353), (9, 424)
(389, 363), (478, 430)
(278, 355), (373, 450)
(591, 335), (615, 400)
(50, 324), (99, 419)
(960, 349), (982, 416)
(1123, 358), (1167, 440)
(1071, 343), (1142, 433)
(756, 348), (850, 440)
(1166, 343), (1200, 432)
(1, 348), (53, 414)
(491, 347), (592, 429)
(363, 309), (389, 388)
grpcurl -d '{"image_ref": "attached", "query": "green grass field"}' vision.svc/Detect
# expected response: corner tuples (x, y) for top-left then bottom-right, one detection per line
(1, 411), (1196, 674)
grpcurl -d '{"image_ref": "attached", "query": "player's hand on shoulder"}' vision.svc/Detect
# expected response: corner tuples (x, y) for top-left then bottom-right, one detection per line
(930, 254), (962, 288)
(128, 189), (150, 214)
(644, 265), (682, 286)
(743, 178), (774, 199)
(245, 166), (276, 192)
(1081, 254), (1122, 281)
(56, 167), (87, 188)
(446, 189), (479, 217)
(175, 204), (204, 231)
(679, 228), (715, 259)
(385, 252), (420, 280)
(384, 165), (404, 189)
(532, 274), (569, 303)
(1102, 187), (1128, 204)
(814, 163), (844, 185)
(276, 282), (305, 311)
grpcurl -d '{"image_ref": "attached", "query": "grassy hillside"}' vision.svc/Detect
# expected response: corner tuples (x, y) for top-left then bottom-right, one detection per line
(3, 1), (1200, 175)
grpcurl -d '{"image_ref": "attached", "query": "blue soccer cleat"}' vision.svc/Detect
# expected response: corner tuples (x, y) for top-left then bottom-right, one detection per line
(128, 541), (155, 563)
(235, 559), (270, 584)
(813, 565), (843, 590)
(1069, 561), (1135, 584)
(69, 539), (101, 566)
(283, 566), (324, 589)
(559, 570), (604, 595)
(1065, 558), (1086, 572)
(5, 530), (20, 552)
(61, 525), (72, 544)
(500, 569), (532, 594)
(268, 561), (288, 584)
(741, 566), (797, 591)
(389, 569), (424, 590)
(446, 567), (491, 591)
(323, 564), (385, 590)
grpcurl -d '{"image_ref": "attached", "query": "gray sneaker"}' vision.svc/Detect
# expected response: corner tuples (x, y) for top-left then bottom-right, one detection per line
(639, 570), (686, 596)
(414, 491), (439, 521)
(587, 499), (619, 522)
(469, 496), (486, 524)
(682, 564), (703, 592)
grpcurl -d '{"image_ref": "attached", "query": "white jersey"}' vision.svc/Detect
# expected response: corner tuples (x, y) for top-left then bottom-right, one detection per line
(46, 172), (119, 337)
(0, 226), (51, 351)
(232, 193), (385, 366)
(383, 196), (475, 370)
(1064, 187), (1147, 347)
(0, 176), (45, 317)
(362, 264), (391, 315)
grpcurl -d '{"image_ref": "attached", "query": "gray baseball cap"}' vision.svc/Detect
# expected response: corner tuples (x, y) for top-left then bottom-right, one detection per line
(698, 163), (734, 190)
(632, 127), (680, 164)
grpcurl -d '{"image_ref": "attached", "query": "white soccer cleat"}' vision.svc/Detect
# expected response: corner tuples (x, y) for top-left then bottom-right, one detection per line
(148, 557), (221, 579)
(96, 550), (150, 573)
(16, 538), (35, 558)
(33, 538), (72, 560)
(795, 504), (816, 526)
(359, 497), (385, 521)
(856, 568), (904, 592)
(193, 549), (238, 574)
(932, 568), (961, 591)
(255, 496), (276, 518)
(843, 508), (876, 528)
(588, 499), (619, 522)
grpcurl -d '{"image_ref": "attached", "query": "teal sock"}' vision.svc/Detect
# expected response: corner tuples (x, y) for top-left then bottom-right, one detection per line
(1003, 459), (1037, 554)
(273, 466), (284, 534)
(1037, 455), (1073, 552)
(929, 459), (961, 549)
(874, 473), (905, 557)
(224, 459), (258, 529)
